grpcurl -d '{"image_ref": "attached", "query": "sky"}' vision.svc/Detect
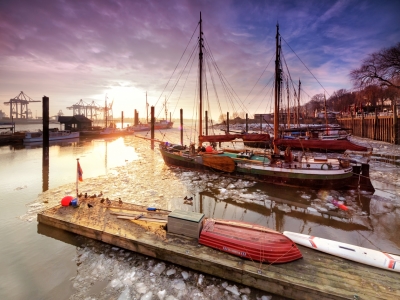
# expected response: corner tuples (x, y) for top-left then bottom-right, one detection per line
(0, 0), (399, 120)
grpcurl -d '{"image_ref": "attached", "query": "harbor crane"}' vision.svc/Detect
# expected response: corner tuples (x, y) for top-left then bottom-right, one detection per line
(3, 91), (41, 119)
(66, 99), (103, 120)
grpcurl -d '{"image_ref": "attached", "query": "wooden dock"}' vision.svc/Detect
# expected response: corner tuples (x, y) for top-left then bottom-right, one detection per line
(37, 198), (400, 300)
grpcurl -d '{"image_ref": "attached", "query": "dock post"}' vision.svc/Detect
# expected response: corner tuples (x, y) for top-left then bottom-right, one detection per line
(121, 111), (124, 128)
(226, 112), (229, 133)
(246, 113), (248, 133)
(134, 109), (137, 126)
(180, 109), (183, 146)
(42, 96), (49, 192)
(393, 102), (398, 144)
(205, 111), (208, 136)
(151, 106), (155, 149)
(43, 96), (49, 145)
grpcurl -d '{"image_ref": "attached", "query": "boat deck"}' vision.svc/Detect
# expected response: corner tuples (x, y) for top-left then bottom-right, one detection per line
(37, 198), (400, 300)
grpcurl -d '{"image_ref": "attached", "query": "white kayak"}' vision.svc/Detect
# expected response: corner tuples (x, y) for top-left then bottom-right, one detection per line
(283, 231), (400, 273)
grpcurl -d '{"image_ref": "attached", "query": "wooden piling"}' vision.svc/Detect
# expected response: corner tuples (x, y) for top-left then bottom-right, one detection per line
(151, 106), (155, 149)
(180, 108), (183, 146)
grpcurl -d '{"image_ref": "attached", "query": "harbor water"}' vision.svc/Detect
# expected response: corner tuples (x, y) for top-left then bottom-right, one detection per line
(1, 123), (399, 299)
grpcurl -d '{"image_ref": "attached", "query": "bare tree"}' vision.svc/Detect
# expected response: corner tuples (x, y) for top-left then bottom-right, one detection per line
(350, 43), (400, 90)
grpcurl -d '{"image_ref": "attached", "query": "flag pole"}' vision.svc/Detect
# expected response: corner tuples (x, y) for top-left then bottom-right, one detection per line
(76, 158), (79, 198)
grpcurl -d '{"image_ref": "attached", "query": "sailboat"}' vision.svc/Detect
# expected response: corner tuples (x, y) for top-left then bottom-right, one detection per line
(132, 93), (173, 131)
(275, 95), (369, 152)
(158, 14), (374, 191)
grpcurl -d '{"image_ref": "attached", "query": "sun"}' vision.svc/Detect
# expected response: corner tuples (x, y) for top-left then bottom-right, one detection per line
(103, 84), (146, 119)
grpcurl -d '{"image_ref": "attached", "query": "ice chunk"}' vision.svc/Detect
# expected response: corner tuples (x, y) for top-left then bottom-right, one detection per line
(152, 262), (166, 275)
(181, 271), (189, 280)
(197, 274), (204, 286)
(166, 269), (176, 276)
(225, 284), (240, 296)
(140, 292), (153, 300)
(118, 287), (130, 300)
(157, 290), (166, 300)
(136, 282), (148, 294)
(109, 278), (123, 289)
(172, 279), (186, 290)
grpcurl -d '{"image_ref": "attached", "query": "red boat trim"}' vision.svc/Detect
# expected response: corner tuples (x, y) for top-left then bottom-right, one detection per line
(308, 236), (317, 248)
(383, 253), (397, 269)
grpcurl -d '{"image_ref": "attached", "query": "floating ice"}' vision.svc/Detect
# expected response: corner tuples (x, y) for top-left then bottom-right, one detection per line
(166, 269), (176, 276)
(181, 271), (189, 280)
(172, 279), (186, 290)
(197, 274), (204, 286)
(118, 287), (130, 300)
(135, 282), (148, 294)
(152, 262), (166, 275)
(140, 291), (153, 300)
(157, 290), (166, 300)
(225, 284), (240, 296)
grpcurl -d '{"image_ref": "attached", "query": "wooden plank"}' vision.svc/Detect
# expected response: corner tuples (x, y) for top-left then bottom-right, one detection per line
(117, 216), (167, 223)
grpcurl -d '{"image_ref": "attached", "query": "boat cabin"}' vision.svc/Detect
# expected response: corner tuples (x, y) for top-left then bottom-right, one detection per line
(58, 115), (92, 131)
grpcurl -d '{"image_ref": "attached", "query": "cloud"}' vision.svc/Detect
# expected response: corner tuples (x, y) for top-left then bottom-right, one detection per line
(0, 0), (399, 118)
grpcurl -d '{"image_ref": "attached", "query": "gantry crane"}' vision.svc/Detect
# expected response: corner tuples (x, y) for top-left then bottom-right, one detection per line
(66, 99), (103, 120)
(3, 91), (41, 119)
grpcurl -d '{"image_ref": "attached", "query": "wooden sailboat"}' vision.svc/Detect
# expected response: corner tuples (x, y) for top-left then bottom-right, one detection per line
(158, 15), (374, 191)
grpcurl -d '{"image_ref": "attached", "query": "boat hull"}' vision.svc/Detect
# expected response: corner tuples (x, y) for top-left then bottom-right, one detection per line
(159, 145), (371, 190)
(283, 231), (400, 272)
(274, 137), (368, 152)
(23, 131), (80, 143)
(199, 219), (302, 263)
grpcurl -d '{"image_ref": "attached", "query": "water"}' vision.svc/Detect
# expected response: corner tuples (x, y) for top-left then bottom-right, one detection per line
(1, 123), (399, 299)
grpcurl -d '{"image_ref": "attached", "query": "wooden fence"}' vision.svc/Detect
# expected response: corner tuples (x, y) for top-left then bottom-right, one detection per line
(337, 112), (399, 145)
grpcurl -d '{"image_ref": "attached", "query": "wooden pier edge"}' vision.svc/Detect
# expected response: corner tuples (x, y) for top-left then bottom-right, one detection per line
(37, 207), (400, 300)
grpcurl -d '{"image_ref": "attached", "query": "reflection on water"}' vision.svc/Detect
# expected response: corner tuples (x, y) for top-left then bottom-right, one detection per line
(1, 127), (399, 299)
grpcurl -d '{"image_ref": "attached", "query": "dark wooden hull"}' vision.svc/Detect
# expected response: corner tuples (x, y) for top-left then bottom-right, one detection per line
(159, 145), (374, 191)
(199, 219), (303, 263)
(274, 138), (368, 152)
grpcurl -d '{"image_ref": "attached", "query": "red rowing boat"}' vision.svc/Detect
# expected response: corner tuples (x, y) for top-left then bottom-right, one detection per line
(198, 219), (302, 264)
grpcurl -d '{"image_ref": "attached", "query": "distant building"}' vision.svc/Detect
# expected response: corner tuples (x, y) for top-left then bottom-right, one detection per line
(0, 109), (6, 119)
(316, 111), (336, 119)
(58, 115), (92, 131)
(254, 113), (273, 122)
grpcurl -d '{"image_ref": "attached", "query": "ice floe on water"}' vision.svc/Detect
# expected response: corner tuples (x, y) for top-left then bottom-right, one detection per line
(67, 238), (273, 300)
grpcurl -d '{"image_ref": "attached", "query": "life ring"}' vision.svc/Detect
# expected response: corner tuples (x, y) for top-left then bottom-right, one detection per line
(321, 163), (331, 170)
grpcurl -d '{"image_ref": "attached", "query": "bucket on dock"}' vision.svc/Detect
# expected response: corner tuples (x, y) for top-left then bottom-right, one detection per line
(70, 198), (79, 207)
(61, 195), (74, 206)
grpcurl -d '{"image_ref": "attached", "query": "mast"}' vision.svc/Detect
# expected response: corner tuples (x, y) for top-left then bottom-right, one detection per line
(297, 79), (301, 127)
(273, 24), (281, 154)
(324, 93), (328, 134)
(198, 12), (203, 145)
(146, 92), (149, 124)
(105, 96), (108, 128)
(286, 77), (290, 130)
(165, 96), (168, 120)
